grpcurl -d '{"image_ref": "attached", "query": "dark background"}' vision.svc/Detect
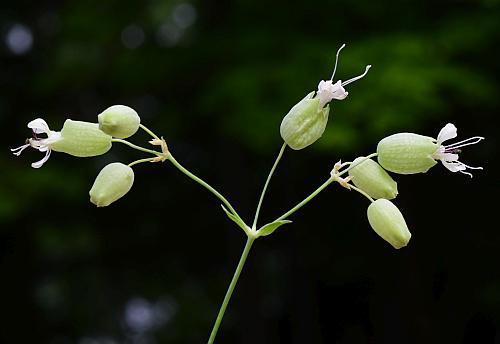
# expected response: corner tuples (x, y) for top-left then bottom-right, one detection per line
(1, 0), (498, 343)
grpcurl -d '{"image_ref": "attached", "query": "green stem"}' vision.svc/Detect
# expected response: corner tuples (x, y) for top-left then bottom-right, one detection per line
(349, 184), (375, 202)
(168, 154), (243, 224)
(111, 138), (162, 156)
(208, 237), (255, 344)
(272, 153), (378, 222)
(128, 157), (156, 167)
(252, 143), (287, 229)
(274, 178), (334, 222)
(139, 124), (161, 140)
(339, 153), (378, 175)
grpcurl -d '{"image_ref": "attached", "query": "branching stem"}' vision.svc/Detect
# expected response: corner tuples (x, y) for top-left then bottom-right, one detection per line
(115, 128), (379, 344)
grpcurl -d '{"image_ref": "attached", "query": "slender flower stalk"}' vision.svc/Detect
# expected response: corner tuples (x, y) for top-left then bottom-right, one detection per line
(128, 157), (157, 167)
(111, 138), (162, 157)
(348, 184), (375, 202)
(139, 123), (161, 140)
(252, 142), (287, 229)
(275, 178), (334, 222)
(112, 131), (247, 232)
(274, 154), (377, 222)
(168, 154), (245, 228)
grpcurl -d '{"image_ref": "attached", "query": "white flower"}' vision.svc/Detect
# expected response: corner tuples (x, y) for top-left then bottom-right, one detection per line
(316, 44), (371, 107)
(10, 118), (62, 168)
(432, 123), (484, 177)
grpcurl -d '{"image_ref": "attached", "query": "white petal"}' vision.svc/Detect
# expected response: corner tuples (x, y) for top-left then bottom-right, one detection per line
(29, 140), (45, 151)
(439, 152), (459, 162)
(317, 80), (333, 99)
(10, 144), (31, 156)
(28, 118), (50, 134)
(317, 80), (347, 106)
(437, 123), (457, 145)
(441, 160), (466, 172)
(331, 85), (348, 100)
(31, 149), (51, 168)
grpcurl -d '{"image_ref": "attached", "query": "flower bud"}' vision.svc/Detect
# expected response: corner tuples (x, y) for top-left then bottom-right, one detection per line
(98, 105), (140, 139)
(51, 120), (112, 157)
(89, 163), (134, 207)
(367, 199), (411, 249)
(377, 133), (438, 174)
(348, 157), (398, 200)
(280, 92), (329, 150)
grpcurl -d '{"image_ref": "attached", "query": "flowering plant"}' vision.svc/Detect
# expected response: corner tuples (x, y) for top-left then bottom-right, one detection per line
(11, 44), (484, 343)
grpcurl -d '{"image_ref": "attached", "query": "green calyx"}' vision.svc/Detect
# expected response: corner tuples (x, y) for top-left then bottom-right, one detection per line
(367, 199), (411, 249)
(51, 120), (112, 157)
(280, 91), (330, 150)
(377, 133), (438, 174)
(348, 157), (398, 200)
(98, 105), (141, 139)
(89, 162), (135, 207)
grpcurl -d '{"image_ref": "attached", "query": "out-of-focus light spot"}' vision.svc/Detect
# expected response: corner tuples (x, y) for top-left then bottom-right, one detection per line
(5, 24), (33, 55)
(124, 296), (177, 333)
(121, 25), (145, 49)
(156, 22), (182, 47)
(125, 298), (155, 332)
(172, 3), (197, 29)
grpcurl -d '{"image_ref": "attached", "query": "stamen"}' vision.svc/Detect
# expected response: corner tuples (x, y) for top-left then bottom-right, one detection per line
(462, 163), (483, 170)
(341, 65), (372, 86)
(455, 162), (482, 178)
(459, 170), (473, 178)
(444, 136), (484, 149)
(31, 149), (51, 169)
(330, 44), (346, 81)
(10, 144), (30, 156)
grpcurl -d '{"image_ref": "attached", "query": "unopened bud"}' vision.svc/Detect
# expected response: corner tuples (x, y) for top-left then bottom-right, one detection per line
(89, 162), (134, 207)
(367, 199), (411, 249)
(377, 133), (438, 174)
(98, 105), (141, 139)
(280, 92), (329, 150)
(51, 120), (112, 157)
(348, 157), (398, 200)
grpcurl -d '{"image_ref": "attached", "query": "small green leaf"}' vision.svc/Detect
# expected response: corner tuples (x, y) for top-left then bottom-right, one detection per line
(258, 220), (292, 237)
(221, 205), (248, 232)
